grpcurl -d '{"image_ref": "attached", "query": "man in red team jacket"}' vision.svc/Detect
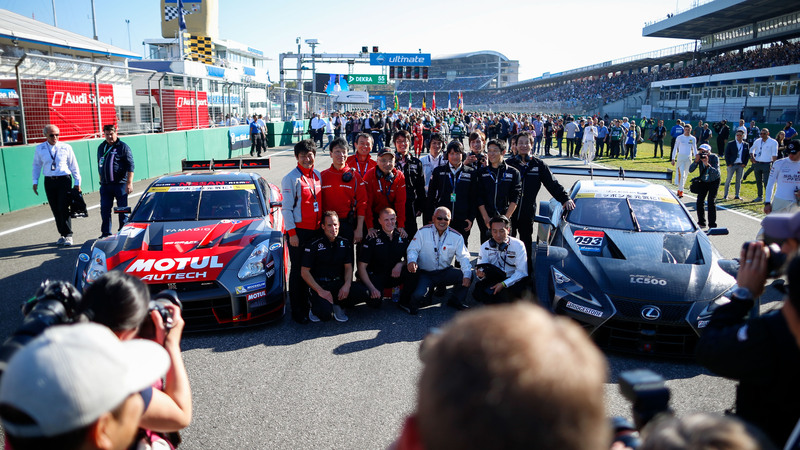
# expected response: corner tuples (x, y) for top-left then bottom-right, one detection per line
(346, 132), (377, 180)
(282, 139), (323, 324)
(321, 137), (367, 244)
(363, 148), (407, 239)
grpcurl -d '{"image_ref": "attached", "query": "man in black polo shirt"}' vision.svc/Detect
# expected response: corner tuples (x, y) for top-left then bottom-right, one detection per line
(351, 208), (411, 308)
(476, 139), (521, 243)
(301, 211), (356, 323)
(426, 140), (476, 239)
(97, 124), (135, 238)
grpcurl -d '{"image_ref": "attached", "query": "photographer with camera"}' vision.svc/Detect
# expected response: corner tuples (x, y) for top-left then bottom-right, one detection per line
(0, 323), (169, 450)
(689, 144), (721, 228)
(696, 212), (800, 448)
(79, 271), (192, 448)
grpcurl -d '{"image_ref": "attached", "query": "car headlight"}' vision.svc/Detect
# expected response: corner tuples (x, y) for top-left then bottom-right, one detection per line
(85, 248), (108, 285)
(238, 242), (270, 280)
(552, 267), (602, 307)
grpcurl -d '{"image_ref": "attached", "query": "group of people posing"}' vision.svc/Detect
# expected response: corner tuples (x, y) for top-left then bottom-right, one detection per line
(281, 128), (575, 323)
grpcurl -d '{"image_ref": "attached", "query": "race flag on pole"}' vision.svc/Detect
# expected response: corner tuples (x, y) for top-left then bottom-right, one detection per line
(394, 92), (399, 111)
(177, 0), (187, 31)
(408, 92), (412, 111)
(422, 92), (427, 111)
(448, 91), (452, 110)
(458, 91), (463, 113)
(432, 91), (436, 111)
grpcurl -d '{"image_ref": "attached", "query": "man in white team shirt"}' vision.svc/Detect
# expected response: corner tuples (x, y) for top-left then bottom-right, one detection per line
(751, 128), (779, 202)
(671, 124), (697, 198)
(581, 118), (598, 164)
(764, 139), (800, 215)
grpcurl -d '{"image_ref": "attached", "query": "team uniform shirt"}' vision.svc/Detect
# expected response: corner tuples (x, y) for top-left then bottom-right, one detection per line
(406, 225), (471, 278)
(363, 167), (407, 229)
(395, 152), (427, 218)
(609, 126), (624, 142)
(97, 139), (135, 184)
(346, 153), (377, 180)
(477, 236), (528, 287)
(670, 124), (685, 138)
(672, 135), (698, 161)
(281, 165), (322, 236)
(419, 153), (445, 189)
(32, 141), (82, 186)
(302, 236), (353, 282)
(476, 162), (522, 218)
(426, 163), (477, 224)
(507, 156), (569, 222)
(583, 125), (598, 144)
(752, 137), (779, 163)
(765, 158), (800, 203)
(320, 165), (367, 220)
(359, 228), (409, 275)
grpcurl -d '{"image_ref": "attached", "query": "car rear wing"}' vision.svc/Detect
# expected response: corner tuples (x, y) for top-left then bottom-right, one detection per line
(181, 158), (271, 172)
(548, 165), (672, 181)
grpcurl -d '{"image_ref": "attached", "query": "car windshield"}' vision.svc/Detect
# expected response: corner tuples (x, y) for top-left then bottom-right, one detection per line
(131, 181), (263, 222)
(566, 195), (694, 232)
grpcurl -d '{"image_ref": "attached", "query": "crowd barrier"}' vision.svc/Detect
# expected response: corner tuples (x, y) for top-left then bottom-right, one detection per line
(0, 120), (309, 214)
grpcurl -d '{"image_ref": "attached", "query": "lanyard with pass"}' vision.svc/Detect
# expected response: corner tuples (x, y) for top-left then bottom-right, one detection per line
(48, 143), (58, 171)
(300, 170), (319, 212)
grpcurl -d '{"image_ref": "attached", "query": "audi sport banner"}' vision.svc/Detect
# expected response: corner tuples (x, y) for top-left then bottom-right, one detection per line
(0, 79), (117, 142)
(149, 89), (209, 132)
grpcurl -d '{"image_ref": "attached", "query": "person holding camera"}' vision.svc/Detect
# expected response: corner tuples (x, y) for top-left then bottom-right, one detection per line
(688, 144), (721, 228)
(696, 212), (800, 448)
(0, 322), (170, 450)
(764, 139), (800, 216)
(473, 215), (529, 305)
(79, 271), (192, 448)
(321, 137), (367, 245)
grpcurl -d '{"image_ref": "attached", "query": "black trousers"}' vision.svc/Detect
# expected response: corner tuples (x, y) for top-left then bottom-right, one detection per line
(473, 277), (529, 304)
(250, 133), (264, 156)
(100, 183), (128, 235)
(595, 139), (606, 157)
(609, 140), (621, 158)
(511, 217), (534, 272)
(351, 268), (410, 307)
(44, 175), (73, 237)
(653, 139), (664, 158)
(696, 178), (720, 227)
(287, 228), (318, 322)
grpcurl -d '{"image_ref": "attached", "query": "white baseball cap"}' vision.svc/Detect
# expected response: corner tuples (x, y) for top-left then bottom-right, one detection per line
(0, 323), (169, 437)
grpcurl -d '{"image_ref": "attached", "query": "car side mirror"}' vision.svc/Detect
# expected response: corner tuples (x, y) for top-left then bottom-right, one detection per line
(113, 206), (132, 214)
(706, 227), (729, 236)
(534, 215), (553, 226)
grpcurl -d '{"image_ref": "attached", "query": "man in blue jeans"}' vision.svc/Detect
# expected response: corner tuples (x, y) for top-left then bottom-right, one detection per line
(97, 124), (134, 238)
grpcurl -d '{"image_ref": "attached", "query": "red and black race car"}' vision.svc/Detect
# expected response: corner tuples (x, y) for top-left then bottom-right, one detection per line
(73, 159), (286, 331)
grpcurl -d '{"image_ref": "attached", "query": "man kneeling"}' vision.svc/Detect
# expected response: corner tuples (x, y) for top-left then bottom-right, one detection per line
(474, 215), (529, 304)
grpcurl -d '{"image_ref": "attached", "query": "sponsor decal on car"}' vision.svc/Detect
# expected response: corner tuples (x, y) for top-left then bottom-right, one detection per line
(78, 253), (90, 262)
(235, 280), (266, 294)
(147, 182), (255, 193)
(246, 290), (266, 302)
(573, 230), (604, 253)
(127, 256), (224, 273)
(629, 275), (667, 286)
(269, 242), (281, 251)
(565, 301), (603, 318)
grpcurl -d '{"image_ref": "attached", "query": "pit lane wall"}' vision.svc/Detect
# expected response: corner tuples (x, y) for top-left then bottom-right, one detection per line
(0, 120), (310, 214)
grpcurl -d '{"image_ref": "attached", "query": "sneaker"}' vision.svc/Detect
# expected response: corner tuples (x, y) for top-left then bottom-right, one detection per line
(63, 236), (73, 246)
(397, 302), (418, 316)
(754, 197), (763, 202)
(734, 196), (741, 200)
(677, 191), (683, 198)
(56, 237), (66, 246)
(332, 305), (349, 322)
(447, 299), (470, 311)
(308, 309), (321, 323)
(722, 196), (728, 200)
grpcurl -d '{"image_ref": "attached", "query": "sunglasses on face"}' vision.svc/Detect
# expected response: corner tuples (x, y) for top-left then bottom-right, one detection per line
(49, 134), (59, 137)
(435, 216), (450, 221)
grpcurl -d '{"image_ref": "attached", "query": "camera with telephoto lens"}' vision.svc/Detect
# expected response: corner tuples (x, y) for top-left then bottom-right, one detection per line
(610, 369), (673, 449)
(138, 290), (183, 341)
(742, 241), (786, 277)
(0, 280), (83, 378)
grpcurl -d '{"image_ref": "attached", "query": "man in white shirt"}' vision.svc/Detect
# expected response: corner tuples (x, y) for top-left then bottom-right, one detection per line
(581, 119), (598, 164)
(671, 124), (697, 198)
(32, 124), (82, 246)
(764, 139), (800, 215)
(309, 113), (326, 149)
(473, 215), (528, 304)
(403, 206), (472, 314)
(564, 119), (579, 158)
(420, 133), (446, 191)
(751, 128), (779, 202)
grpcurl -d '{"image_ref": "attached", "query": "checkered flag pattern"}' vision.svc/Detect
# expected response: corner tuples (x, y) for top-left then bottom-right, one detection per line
(164, 5), (192, 21)
(189, 35), (214, 65)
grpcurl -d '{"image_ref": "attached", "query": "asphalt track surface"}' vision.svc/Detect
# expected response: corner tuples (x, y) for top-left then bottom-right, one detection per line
(0, 144), (782, 449)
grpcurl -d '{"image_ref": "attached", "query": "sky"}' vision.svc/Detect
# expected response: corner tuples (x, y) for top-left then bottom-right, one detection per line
(1, 0), (699, 82)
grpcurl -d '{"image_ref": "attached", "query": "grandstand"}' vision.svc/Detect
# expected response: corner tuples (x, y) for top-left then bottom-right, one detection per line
(460, 0), (800, 123)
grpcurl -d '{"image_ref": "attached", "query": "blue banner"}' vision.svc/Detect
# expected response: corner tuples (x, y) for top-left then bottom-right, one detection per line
(229, 125), (251, 151)
(369, 53), (431, 67)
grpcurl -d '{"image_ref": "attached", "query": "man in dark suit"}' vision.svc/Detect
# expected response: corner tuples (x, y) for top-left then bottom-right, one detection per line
(715, 120), (730, 156)
(723, 128), (750, 200)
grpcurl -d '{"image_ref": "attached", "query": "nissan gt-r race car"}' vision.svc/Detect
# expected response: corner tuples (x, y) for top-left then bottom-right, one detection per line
(73, 159), (286, 331)
(533, 177), (738, 356)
